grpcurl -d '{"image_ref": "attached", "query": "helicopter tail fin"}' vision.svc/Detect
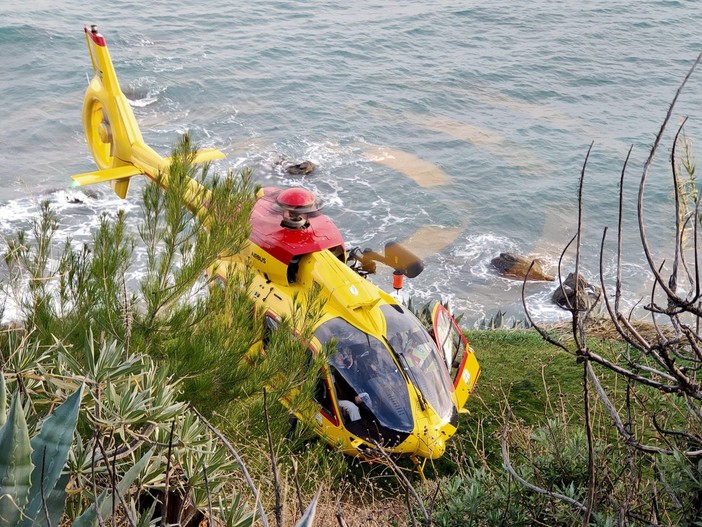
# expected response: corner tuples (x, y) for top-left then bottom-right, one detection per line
(73, 25), (225, 202)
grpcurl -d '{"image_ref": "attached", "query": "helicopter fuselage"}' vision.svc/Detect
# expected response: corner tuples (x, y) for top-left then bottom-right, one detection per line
(211, 186), (478, 461)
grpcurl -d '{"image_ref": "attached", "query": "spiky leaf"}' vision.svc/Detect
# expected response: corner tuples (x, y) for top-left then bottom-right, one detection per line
(135, 499), (158, 527)
(33, 472), (70, 527)
(20, 385), (83, 527)
(0, 393), (33, 526)
(0, 372), (6, 427)
(295, 488), (321, 527)
(72, 448), (154, 527)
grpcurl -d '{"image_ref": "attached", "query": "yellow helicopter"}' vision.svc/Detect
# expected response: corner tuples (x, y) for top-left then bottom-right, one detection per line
(72, 25), (480, 473)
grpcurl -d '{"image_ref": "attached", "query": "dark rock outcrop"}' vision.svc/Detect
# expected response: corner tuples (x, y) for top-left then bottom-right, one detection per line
(551, 272), (601, 311)
(491, 252), (555, 281)
(285, 160), (316, 175)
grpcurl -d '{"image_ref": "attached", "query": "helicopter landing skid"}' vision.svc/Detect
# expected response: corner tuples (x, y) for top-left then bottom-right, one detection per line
(410, 455), (427, 482)
(362, 443), (428, 482)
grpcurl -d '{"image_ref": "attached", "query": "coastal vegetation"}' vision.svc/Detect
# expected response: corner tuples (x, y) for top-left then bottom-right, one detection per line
(3, 56), (702, 527)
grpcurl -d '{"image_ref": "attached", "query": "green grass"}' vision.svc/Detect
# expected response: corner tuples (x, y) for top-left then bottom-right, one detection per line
(467, 329), (582, 421)
(450, 329), (584, 468)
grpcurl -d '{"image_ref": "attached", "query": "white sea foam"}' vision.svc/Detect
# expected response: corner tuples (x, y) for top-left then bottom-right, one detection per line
(135, 38), (154, 47)
(129, 93), (159, 108)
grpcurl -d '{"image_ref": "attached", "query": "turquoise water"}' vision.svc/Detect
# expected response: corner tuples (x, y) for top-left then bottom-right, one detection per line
(2, 1), (702, 324)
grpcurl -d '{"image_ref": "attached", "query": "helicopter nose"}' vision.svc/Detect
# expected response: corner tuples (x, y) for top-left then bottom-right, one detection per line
(416, 427), (446, 459)
(427, 438), (445, 459)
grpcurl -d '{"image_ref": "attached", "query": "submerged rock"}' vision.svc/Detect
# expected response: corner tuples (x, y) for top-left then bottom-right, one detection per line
(551, 272), (601, 311)
(491, 252), (555, 281)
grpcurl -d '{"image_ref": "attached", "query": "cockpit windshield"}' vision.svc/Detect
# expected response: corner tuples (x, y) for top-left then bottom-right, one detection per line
(381, 304), (456, 420)
(315, 318), (413, 434)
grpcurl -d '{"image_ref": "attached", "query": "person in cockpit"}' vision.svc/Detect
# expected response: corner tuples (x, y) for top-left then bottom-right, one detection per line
(331, 346), (370, 422)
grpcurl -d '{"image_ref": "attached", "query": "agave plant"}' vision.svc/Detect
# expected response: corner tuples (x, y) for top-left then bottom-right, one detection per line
(406, 296), (465, 327)
(294, 489), (322, 527)
(0, 376), (149, 527)
(0, 373), (82, 526)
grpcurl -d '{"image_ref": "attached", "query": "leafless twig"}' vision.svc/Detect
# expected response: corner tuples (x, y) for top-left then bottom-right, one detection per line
(263, 389), (283, 527)
(190, 404), (270, 527)
(500, 407), (587, 513)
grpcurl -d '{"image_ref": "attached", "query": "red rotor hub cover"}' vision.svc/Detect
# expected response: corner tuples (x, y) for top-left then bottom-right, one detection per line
(276, 188), (317, 211)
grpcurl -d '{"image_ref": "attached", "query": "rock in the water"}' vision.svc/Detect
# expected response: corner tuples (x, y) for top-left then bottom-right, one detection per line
(551, 272), (601, 311)
(491, 252), (555, 281)
(285, 160), (316, 175)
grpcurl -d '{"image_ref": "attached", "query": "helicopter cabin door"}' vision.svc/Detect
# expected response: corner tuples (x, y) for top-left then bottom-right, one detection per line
(431, 304), (480, 411)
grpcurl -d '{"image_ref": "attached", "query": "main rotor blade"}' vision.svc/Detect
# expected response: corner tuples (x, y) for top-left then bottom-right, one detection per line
(364, 145), (451, 187)
(528, 205), (577, 263)
(410, 115), (550, 173)
(399, 224), (466, 259)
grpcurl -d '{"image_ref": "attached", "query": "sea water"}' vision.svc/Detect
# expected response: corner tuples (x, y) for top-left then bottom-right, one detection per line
(1, 0), (702, 325)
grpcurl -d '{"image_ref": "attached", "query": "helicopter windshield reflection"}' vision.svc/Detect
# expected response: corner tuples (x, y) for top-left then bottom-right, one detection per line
(315, 318), (413, 434)
(382, 305), (456, 421)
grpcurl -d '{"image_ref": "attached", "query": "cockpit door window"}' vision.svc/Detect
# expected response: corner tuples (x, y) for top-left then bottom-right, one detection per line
(431, 304), (466, 378)
(431, 303), (479, 410)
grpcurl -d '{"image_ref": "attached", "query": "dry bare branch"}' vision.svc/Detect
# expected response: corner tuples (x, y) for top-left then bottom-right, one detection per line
(190, 404), (269, 527)
(638, 53), (702, 313)
(586, 362), (673, 455)
(369, 442), (429, 525)
(500, 407), (587, 513)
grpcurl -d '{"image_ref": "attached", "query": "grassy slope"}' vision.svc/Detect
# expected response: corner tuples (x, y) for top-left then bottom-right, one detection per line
(449, 329), (584, 468)
(211, 328), (590, 520)
(467, 329), (582, 421)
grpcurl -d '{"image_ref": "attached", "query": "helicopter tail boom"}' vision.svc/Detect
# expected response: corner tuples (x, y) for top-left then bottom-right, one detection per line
(73, 25), (224, 209)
